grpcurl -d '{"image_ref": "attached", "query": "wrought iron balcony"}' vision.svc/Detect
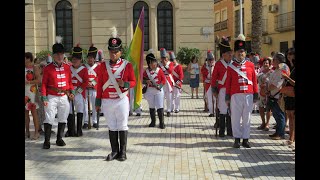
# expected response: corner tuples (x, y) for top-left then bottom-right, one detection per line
(246, 19), (268, 37)
(214, 20), (228, 32)
(234, 0), (244, 6)
(275, 11), (295, 32)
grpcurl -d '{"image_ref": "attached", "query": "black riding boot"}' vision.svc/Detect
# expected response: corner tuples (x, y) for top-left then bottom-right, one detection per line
(233, 138), (241, 148)
(65, 114), (75, 137)
(106, 131), (119, 161)
(56, 123), (66, 146)
(76, 113), (83, 137)
(157, 108), (165, 129)
(118, 131), (128, 161)
(226, 115), (233, 136)
(219, 114), (226, 137)
(242, 139), (251, 148)
(43, 123), (52, 149)
(149, 108), (156, 127)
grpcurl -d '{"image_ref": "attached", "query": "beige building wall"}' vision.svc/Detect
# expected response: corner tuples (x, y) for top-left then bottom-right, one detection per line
(243, 0), (295, 56)
(25, 0), (215, 65)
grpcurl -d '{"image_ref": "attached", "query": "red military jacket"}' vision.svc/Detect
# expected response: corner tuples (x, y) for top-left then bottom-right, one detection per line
(201, 62), (214, 92)
(41, 62), (74, 98)
(85, 62), (100, 90)
(211, 59), (230, 91)
(172, 63), (184, 88)
(70, 65), (89, 99)
(225, 59), (258, 97)
(159, 61), (174, 88)
(96, 58), (136, 100)
(143, 67), (166, 88)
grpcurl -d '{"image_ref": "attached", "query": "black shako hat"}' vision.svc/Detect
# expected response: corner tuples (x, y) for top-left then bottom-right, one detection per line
(234, 34), (246, 52)
(52, 36), (65, 54)
(87, 44), (98, 58)
(108, 27), (122, 51)
(71, 43), (83, 59)
(219, 36), (232, 54)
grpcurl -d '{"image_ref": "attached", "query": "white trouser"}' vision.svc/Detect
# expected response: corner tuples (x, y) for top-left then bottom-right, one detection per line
(145, 87), (164, 109)
(230, 93), (253, 139)
(44, 94), (70, 125)
(101, 97), (129, 131)
(218, 88), (228, 115)
(205, 86), (216, 114)
(83, 89), (97, 124)
(163, 83), (172, 112)
(171, 86), (182, 111)
(69, 93), (85, 114)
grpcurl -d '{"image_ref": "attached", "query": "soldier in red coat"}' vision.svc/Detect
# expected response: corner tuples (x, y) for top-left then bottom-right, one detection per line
(159, 48), (174, 117)
(65, 44), (89, 137)
(169, 51), (184, 113)
(143, 52), (166, 128)
(201, 50), (216, 117)
(83, 44), (100, 129)
(211, 36), (233, 137)
(41, 36), (75, 149)
(225, 34), (259, 148)
(95, 27), (136, 161)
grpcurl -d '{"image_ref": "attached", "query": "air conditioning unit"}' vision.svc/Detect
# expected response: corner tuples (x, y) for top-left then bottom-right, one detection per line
(269, 4), (278, 13)
(263, 36), (272, 44)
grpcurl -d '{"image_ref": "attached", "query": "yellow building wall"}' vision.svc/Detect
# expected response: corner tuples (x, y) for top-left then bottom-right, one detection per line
(242, 0), (295, 56)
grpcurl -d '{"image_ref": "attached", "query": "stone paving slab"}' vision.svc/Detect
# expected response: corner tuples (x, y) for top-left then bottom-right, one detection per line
(25, 84), (295, 179)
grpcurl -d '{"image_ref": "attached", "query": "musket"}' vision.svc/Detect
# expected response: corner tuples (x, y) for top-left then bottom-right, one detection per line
(87, 89), (91, 129)
(71, 99), (76, 136)
(215, 95), (220, 137)
(96, 108), (100, 130)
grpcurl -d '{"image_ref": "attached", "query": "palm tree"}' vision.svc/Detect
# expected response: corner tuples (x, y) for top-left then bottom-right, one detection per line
(251, 0), (263, 55)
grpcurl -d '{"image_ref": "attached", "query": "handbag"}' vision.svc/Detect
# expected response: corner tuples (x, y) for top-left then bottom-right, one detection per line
(142, 84), (147, 94)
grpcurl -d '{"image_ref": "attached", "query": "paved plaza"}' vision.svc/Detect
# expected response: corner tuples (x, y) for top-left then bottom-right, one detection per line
(25, 84), (295, 180)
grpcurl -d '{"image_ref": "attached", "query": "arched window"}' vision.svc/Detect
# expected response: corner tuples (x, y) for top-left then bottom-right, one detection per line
(56, 0), (73, 52)
(133, 1), (149, 51)
(157, 1), (173, 50)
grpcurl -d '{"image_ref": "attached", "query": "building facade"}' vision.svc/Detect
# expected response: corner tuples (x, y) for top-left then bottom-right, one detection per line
(25, 0), (215, 64)
(213, 0), (234, 59)
(213, 0), (295, 57)
(244, 0), (295, 55)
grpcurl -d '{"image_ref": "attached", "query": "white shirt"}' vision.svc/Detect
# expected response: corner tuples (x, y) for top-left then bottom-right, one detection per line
(268, 68), (284, 99)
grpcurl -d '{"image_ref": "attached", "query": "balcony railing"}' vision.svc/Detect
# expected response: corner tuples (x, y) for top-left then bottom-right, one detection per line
(246, 19), (268, 37)
(275, 11), (295, 32)
(214, 20), (228, 32)
(214, 0), (223, 4)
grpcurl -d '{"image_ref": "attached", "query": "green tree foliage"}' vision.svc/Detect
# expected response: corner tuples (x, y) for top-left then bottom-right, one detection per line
(176, 47), (201, 65)
(35, 50), (52, 62)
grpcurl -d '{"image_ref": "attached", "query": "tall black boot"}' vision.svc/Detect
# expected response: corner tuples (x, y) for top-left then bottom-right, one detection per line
(242, 139), (251, 148)
(149, 108), (156, 127)
(106, 131), (119, 161)
(226, 115), (233, 136)
(157, 108), (165, 129)
(118, 131), (128, 161)
(219, 114), (226, 137)
(43, 123), (52, 149)
(76, 113), (83, 137)
(65, 114), (75, 137)
(233, 138), (241, 148)
(56, 123), (66, 146)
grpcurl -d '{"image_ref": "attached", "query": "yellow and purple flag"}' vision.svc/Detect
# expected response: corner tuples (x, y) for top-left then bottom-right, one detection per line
(125, 7), (144, 110)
